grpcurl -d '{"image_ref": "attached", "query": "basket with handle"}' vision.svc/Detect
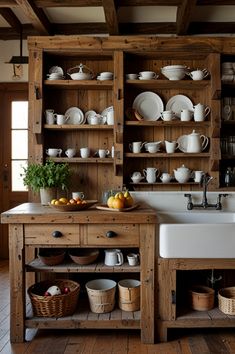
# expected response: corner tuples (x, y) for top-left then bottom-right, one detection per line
(218, 287), (235, 315)
(28, 279), (80, 317)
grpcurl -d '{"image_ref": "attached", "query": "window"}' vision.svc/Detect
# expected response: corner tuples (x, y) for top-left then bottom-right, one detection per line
(11, 101), (28, 191)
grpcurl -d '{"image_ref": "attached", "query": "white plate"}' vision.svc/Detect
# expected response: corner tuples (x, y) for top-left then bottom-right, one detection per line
(132, 92), (164, 121)
(166, 95), (193, 118)
(65, 107), (84, 125)
(49, 66), (64, 76)
(177, 135), (188, 152)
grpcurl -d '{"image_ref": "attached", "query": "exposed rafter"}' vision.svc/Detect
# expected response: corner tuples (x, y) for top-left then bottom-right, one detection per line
(0, 8), (21, 31)
(176, 0), (197, 35)
(102, 0), (119, 35)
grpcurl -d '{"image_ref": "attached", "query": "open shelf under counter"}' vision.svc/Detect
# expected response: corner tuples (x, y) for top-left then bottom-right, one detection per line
(125, 152), (211, 158)
(44, 79), (113, 90)
(125, 120), (211, 127)
(125, 79), (210, 90)
(25, 298), (141, 330)
(46, 157), (114, 163)
(44, 124), (113, 130)
(26, 259), (140, 273)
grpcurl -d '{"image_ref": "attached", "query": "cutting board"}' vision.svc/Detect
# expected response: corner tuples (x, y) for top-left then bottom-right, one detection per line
(96, 203), (140, 212)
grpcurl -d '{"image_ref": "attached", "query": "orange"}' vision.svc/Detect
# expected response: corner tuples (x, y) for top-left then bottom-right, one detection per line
(69, 198), (76, 204)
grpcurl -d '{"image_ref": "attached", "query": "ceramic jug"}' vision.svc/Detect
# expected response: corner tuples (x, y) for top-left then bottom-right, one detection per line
(193, 103), (211, 122)
(143, 167), (160, 183)
(187, 130), (209, 153)
(160, 173), (172, 183)
(174, 164), (192, 183)
(104, 249), (124, 266)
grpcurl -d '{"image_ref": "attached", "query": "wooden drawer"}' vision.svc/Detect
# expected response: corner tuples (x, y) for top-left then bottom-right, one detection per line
(84, 224), (139, 246)
(24, 224), (80, 246)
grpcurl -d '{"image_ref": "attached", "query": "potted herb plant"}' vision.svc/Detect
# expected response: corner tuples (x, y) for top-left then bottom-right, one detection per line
(22, 160), (71, 205)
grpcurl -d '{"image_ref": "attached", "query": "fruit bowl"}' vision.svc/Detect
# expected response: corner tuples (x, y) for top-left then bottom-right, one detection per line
(48, 200), (98, 211)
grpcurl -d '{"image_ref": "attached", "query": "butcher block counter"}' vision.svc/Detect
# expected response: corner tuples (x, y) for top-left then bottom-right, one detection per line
(1, 203), (157, 344)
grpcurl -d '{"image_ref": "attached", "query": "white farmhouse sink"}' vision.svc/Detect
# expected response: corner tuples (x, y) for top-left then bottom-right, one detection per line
(158, 211), (235, 258)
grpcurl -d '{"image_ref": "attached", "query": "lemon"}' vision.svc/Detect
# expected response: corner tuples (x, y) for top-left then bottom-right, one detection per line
(107, 196), (115, 208)
(50, 199), (57, 205)
(59, 197), (68, 204)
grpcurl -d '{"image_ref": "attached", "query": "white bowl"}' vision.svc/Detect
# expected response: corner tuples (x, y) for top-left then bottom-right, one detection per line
(161, 69), (186, 80)
(162, 65), (187, 70)
(68, 72), (92, 80)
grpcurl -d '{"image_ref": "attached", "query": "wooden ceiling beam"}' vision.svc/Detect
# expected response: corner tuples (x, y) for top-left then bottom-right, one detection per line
(102, 0), (118, 35)
(117, 0), (181, 5)
(188, 21), (235, 34)
(0, 23), (37, 39)
(197, 0), (235, 5)
(176, 0), (197, 35)
(0, 8), (21, 31)
(53, 22), (108, 35)
(14, 0), (52, 35)
(34, 0), (103, 6)
(120, 22), (177, 34)
(0, 0), (18, 7)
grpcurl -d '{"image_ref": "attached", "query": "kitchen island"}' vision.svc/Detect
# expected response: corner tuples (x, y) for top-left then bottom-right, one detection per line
(1, 203), (157, 343)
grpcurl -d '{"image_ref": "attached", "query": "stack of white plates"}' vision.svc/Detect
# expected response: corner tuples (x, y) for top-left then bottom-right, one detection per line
(65, 107), (85, 125)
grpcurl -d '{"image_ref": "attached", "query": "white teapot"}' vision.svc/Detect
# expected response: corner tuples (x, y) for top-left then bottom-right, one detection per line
(174, 164), (192, 183)
(193, 103), (211, 122)
(131, 171), (144, 183)
(188, 68), (209, 80)
(178, 130), (209, 153)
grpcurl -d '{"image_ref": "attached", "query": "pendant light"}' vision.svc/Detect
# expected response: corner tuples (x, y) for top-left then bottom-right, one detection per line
(6, 28), (28, 64)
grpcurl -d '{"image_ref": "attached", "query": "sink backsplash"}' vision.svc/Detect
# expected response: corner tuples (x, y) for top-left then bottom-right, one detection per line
(131, 191), (235, 212)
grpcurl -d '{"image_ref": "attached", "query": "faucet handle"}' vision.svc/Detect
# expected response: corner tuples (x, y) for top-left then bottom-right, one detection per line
(216, 193), (229, 210)
(184, 193), (193, 210)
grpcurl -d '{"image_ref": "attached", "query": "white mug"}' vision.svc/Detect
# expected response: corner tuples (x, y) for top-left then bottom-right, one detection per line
(65, 148), (76, 158)
(126, 73), (138, 80)
(106, 110), (114, 125)
(181, 109), (193, 121)
(72, 191), (85, 200)
(90, 114), (102, 125)
(129, 141), (144, 153)
(160, 110), (174, 121)
(194, 170), (204, 183)
(45, 109), (55, 125)
(139, 71), (158, 80)
(165, 141), (179, 153)
(46, 148), (62, 157)
(127, 253), (139, 266)
(104, 249), (124, 266)
(55, 114), (69, 125)
(80, 147), (90, 158)
(98, 149), (110, 158)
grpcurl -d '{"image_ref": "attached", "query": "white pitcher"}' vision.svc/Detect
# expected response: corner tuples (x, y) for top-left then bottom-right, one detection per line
(193, 103), (211, 122)
(143, 167), (160, 183)
(104, 249), (124, 266)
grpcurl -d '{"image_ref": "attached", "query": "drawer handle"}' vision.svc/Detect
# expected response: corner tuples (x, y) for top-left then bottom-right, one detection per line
(106, 231), (117, 238)
(52, 230), (63, 238)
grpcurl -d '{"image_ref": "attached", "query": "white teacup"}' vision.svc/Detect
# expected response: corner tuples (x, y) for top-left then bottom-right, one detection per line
(165, 141), (179, 153)
(129, 141), (144, 153)
(127, 253), (139, 266)
(181, 109), (193, 121)
(72, 191), (85, 200)
(126, 73), (138, 80)
(160, 173), (172, 183)
(80, 147), (90, 158)
(139, 71), (158, 80)
(90, 114), (102, 125)
(65, 148), (76, 158)
(160, 110), (174, 121)
(46, 148), (62, 157)
(194, 170), (204, 183)
(55, 114), (69, 125)
(98, 149), (110, 158)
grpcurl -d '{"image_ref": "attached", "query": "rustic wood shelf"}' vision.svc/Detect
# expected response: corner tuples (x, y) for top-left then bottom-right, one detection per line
(125, 79), (210, 89)
(25, 299), (141, 330)
(26, 259), (140, 273)
(46, 157), (113, 163)
(125, 121), (211, 127)
(44, 124), (113, 130)
(44, 80), (113, 89)
(125, 152), (211, 158)
(129, 181), (198, 185)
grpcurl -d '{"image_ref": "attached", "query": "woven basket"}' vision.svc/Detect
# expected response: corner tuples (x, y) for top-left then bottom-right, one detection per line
(28, 279), (80, 317)
(218, 287), (235, 315)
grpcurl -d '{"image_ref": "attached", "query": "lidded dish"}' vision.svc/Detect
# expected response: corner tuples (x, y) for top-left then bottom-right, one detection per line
(67, 63), (94, 80)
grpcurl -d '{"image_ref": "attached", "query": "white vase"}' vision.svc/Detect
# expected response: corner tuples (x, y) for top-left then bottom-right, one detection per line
(40, 188), (57, 205)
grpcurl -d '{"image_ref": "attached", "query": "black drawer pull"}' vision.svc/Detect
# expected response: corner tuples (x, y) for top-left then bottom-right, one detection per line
(106, 230), (117, 238)
(52, 230), (63, 238)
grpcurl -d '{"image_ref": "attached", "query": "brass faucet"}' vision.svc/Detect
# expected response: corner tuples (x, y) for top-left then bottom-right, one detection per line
(184, 173), (229, 210)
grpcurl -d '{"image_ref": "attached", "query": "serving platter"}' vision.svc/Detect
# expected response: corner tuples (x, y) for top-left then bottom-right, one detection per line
(65, 107), (85, 125)
(96, 204), (139, 212)
(49, 200), (98, 211)
(166, 94), (193, 118)
(132, 91), (164, 121)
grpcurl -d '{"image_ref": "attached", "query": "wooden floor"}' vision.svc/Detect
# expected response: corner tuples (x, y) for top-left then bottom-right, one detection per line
(1, 260), (235, 353)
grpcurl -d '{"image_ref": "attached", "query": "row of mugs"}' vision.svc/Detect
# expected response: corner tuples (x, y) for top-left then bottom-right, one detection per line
(45, 109), (114, 125)
(129, 141), (178, 154)
(161, 104), (210, 122)
(131, 169), (205, 184)
(46, 147), (110, 158)
(104, 249), (139, 266)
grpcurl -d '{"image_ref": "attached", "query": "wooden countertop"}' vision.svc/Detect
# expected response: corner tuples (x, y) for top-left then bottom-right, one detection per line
(1, 203), (157, 224)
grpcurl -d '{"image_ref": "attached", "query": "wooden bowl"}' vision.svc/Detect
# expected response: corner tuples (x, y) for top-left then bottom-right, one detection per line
(38, 249), (66, 266)
(69, 249), (99, 265)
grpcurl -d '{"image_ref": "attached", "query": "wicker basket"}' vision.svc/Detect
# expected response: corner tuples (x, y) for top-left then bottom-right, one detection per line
(28, 279), (80, 317)
(218, 287), (235, 315)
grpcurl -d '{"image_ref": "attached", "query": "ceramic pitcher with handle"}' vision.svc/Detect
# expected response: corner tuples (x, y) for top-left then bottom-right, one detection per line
(143, 167), (160, 183)
(186, 130), (209, 153)
(193, 103), (211, 122)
